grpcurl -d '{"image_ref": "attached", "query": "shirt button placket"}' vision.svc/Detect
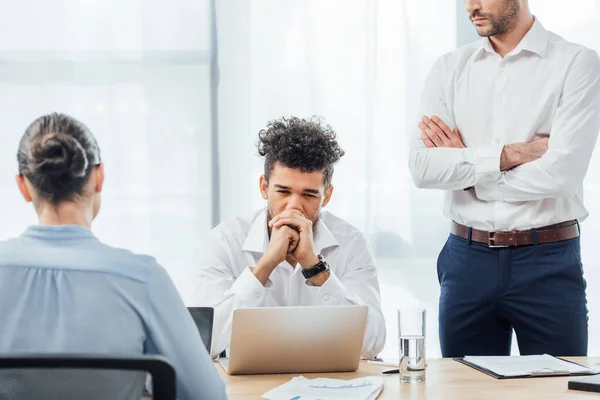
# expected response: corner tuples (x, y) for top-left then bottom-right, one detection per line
(492, 61), (504, 144)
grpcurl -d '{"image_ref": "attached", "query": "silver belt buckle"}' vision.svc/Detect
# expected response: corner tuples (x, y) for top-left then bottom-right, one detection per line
(488, 232), (511, 248)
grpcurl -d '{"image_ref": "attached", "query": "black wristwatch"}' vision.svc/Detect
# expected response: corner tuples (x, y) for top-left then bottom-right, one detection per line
(301, 255), (330, 279)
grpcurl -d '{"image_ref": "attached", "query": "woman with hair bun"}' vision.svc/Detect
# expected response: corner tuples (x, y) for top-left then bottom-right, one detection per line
(0, 113), (227, 400)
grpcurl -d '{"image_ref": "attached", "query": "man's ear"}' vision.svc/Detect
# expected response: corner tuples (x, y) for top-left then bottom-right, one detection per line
(94, 163), (105, 194)
(15, 174), (33, 203)
(259, 175), (269, 200)
(321, 185), (334, 208)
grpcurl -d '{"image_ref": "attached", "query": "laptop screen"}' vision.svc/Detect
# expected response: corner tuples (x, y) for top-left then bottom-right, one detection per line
(187, 307), (214, 353)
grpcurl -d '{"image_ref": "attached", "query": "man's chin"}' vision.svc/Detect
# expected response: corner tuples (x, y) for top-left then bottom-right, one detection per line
(476, 27), (495, 37)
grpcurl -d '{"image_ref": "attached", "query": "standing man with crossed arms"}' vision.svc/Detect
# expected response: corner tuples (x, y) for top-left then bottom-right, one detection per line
(410, 0), (600, 357)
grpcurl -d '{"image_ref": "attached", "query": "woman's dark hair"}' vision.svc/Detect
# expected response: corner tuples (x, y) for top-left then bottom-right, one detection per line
(17, 113), (101, 203)
(257, 116), (345, 188)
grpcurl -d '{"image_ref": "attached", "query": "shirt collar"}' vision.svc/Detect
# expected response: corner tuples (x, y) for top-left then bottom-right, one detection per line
(475, 17), (548, 61)
(477, 37), (496, 59)
(241, 209), (339, 254)
(22, 224), (98, 241)
(514, 17), (548, 57)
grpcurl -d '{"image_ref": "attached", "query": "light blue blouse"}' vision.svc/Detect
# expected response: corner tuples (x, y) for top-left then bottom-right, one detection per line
(0, 225), (227, 400)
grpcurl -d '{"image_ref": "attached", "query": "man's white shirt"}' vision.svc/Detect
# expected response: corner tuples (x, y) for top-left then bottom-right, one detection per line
(193, 208), (386, 360)
(409, 18), (600, 231)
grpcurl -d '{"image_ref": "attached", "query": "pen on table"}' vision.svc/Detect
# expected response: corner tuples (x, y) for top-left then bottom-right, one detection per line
(382, 369), (400, 375)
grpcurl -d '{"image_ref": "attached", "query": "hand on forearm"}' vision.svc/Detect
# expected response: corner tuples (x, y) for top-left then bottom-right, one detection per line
(500, 144), (520, 171)
(500, 137), (549, 171)
(419, 115), (465, 148)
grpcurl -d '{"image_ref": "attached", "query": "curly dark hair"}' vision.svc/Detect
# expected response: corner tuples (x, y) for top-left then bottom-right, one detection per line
(257, 116), (345, 188)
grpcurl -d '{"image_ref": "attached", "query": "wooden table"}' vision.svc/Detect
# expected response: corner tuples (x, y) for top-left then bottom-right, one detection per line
(218, 358), (600, 399)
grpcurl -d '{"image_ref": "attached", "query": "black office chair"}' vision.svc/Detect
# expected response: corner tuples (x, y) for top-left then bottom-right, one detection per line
(0, 354), (176, 400)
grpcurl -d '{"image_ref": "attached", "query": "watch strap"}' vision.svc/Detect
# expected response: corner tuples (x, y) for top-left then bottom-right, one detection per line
(301, 255), (329, 279)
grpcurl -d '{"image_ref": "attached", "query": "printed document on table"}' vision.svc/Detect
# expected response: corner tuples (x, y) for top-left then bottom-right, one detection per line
(262, 376), (384, 400)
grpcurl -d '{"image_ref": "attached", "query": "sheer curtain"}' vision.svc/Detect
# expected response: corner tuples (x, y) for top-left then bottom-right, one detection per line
(216, 0), (456, 358)
(0, 0), (213, 303)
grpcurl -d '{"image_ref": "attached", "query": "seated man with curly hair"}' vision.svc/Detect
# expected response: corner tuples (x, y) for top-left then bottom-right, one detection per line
(194, 117), (386, 360)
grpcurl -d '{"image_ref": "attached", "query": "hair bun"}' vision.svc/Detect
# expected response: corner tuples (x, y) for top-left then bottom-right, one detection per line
(31, 133), (89, 179)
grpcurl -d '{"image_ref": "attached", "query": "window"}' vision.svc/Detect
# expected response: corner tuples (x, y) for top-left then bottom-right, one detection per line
(0, 0), (213, 302)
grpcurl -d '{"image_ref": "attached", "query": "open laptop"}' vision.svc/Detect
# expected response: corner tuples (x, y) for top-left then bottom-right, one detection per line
(219, 305), (368, 375)
(187, 307), (214, 353)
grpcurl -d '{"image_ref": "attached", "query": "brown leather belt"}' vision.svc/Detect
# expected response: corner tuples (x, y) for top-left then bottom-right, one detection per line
(451, 220), (580, 247)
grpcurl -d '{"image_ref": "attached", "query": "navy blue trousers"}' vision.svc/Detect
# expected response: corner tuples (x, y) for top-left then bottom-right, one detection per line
(437, 233), (588, 357)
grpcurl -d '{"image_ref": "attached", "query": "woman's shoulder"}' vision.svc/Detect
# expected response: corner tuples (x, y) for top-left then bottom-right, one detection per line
(92, 242), (164, 282)
(0, 229), (167, 284)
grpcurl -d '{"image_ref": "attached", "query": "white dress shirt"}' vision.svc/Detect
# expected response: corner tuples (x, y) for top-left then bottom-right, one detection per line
(409, 18), (600, 231)
(193, 208), (386, 360)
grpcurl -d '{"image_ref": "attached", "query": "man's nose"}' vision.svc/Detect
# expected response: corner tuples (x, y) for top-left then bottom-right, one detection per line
(285, 195), (303, 212)
(465, 0), (481, 14)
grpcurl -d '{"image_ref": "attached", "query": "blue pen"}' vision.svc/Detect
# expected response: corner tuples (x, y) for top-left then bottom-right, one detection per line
(290, 396), (302, 400)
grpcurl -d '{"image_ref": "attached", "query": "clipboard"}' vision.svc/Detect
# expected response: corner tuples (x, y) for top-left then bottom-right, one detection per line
(454, 356), (599, 379)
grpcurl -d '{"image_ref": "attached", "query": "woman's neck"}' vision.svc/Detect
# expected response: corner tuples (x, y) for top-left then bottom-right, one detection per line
(36, 201), (93, 229)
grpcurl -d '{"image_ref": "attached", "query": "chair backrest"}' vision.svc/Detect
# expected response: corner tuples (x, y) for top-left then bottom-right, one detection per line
(0, 354), (176, 400)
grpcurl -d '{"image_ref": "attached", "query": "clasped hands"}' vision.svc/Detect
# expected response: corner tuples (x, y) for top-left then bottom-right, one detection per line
(267, 209), (320, 269)
(253, 209), (327, 286)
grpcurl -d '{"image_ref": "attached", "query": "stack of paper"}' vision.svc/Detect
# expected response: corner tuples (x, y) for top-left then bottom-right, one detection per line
(262, 376), (384, 400)
(463, 354), (594, 377)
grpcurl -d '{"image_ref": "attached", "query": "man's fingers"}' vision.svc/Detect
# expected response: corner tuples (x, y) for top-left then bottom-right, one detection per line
(287, 241), (298, 254)
(420, 116), (470, 150)
(423, 116), (450, 140)
(423, 117), (450, 142)
(269, 210), (305, 227)
(420, 132), (436, 148)
(271, 220), (298, 230)
(271, 218), (309, 231)
(272, 225), (299, 248)
(287, 229), (299, 245)
(269, 214), (292, 227)
(452, 128), (466, 148)
(279, 209), (304, 219)
(451, 127), (464, 141)
(419, 122), (444, 147)
(431, 116), (453, 138)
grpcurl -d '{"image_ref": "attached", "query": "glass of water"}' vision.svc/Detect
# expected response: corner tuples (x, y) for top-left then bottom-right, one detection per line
(398, 308), (426, 383)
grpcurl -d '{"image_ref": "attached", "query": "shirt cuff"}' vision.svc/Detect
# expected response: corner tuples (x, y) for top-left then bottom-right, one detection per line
(474, 145), (503, 180)
(316, 271), (351, 305)
(229, 267), (270, 306)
